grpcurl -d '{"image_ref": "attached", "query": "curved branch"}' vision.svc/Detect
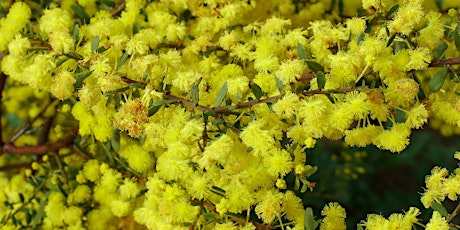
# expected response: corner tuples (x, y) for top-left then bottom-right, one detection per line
(429, 56), (460, 67)
(1, 127), (79, 155)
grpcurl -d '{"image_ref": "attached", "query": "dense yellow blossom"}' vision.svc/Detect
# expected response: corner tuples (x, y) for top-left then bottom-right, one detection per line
(426, 212), (449, 230)
(320, 202), (346, 230)
(2, 0), (460, 229)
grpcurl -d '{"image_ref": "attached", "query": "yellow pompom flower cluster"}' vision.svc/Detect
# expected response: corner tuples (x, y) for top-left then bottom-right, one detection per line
(362, 207), (420, 230)
(3, 0), (460, 229)
(420, 165), (460, 208)
(319, 202), (346, 230)
(0, 2), (31, 51)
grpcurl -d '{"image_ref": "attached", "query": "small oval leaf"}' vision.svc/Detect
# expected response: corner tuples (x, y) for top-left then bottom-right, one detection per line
(111, 129), (120, 152)
(434, 41), (448, 60)
(72, 24), (80, 41)
(71, 4), (90, 24)
(91, 36), (100, 54)
(116, 51), (129, 71)
(297, 43), (308, 60)
(455, 24), (460, 53)
(213, 82), (228, 108)
(316, 72), (326, 89)
(191, 83), (199, 106)
(429, 67), (447, 92)
(250, 82), (263, 99)
(304, 207), (315, 230)
(306, 61), (324, 73)
(386, 4), (399, 17)
(430, 201), (449, 218)
(275, 75), (284, 92)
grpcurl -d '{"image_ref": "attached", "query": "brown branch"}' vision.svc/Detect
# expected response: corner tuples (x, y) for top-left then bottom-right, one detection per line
(70, 145), (90, 160)
(110, 0), (126, 16)
(0, 162), (31, 171)
(302, 86), (361, 96)
(2, 127), (79, 155)
(7, 100), (56, 144)
(429, 56), (460, 67)
(212, 95), (283, 113)
(38, 117), (53, 145)
(163, 94), (213, 112)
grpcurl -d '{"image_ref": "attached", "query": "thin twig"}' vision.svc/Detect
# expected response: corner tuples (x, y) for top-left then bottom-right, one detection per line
(38, 117), (53, 145)
(110, 0), (126, 16)
(447, 201), (460, 223)
(429, 56), (460, 67)
(7, 100), (57, 144)
(0, 162), (31, 171)
(70, 145), (90, 160)
(2, 127), (79, 155)
(53, 152), (67, 185)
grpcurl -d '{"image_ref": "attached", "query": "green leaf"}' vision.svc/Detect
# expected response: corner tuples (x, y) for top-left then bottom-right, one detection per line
(430, 201), (449, 218)
(449, 70), (460, 82)
(25, 210), (32, 224)
(304, 208), (315, 230)
(63, 52), (83, 60)
(191, 83), (199, 106)
(213, 82), (227, 108)
(250, 83), (263, 99)
(297, 43), (308, 60)
(455, 24), (460, 53)
(148, 105), (161, 116)
(434, 41), (448, 60)
(357, 225), (364, 230)
(394, 41), (406, 53)
(111, 129), (120, 152)
(338, 0), (344, 15)
(386, 4), (399, 17)
(72, 24), (79, 41)
(386, 33), (396, 47)
(300, 184), (308, 193)
(74, 70), (93, 86)
(306, 61), (324, 73)
(275, 75), (284, 92)
(316, 72), (326, 89)
(71, 4), (90, 24)
(211, 186), (226, 196)
(102, 141), (114, 165)
(56, 58), (69, 67)
(19, 193), (25, 203)
(304, 166), (318, 177)
(429, 67), (447, 92)
(203, 212), (215, 220)
(356, 33), (365, 45)
(204, 109), (217, 117)
(91, 36), (99, 54)
(294, 177), (300, 190)
(102, 0), (115, 7)
(96, 46), (107, 53)
(116, 51), (129, 71)
(152, 99), (176, 107)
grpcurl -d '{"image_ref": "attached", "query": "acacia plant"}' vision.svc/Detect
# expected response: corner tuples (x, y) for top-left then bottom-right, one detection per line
(1, 0), (460, 229)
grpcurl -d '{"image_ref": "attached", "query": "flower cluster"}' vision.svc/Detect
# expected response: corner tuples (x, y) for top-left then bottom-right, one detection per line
(1, 0), (460, 229)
